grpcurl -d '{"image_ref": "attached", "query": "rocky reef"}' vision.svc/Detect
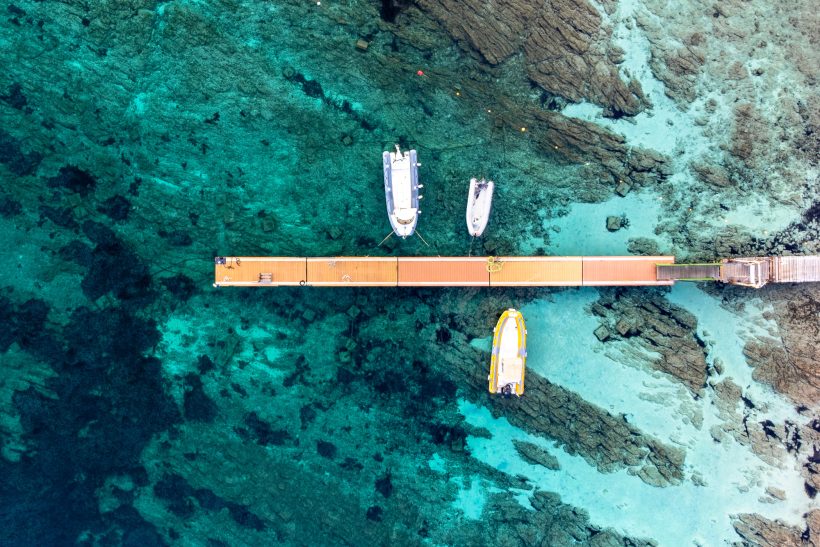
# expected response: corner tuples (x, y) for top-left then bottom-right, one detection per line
(417, 0), (648, 117)
(590, 289), (708, 393)
(742, 285), (820, 407)
(733, 511), (820, 547)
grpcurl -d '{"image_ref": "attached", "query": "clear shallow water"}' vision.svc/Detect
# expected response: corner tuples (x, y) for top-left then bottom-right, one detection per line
(0, 0), (817, 545)
(530, 191), (671, 255)
(465, 285), (813, 545)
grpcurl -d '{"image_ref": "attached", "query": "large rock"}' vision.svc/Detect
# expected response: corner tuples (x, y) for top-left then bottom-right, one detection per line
(640, 26), (706, 104)
(743, 286), (820, 407)
(591, 290), (708, 393)
(523, 0), (647, 117)
(513, 439), (561, 470)
(606, 215), (622, 231)
(730, 103), (769, 168)
(523, 109), (671, 189)
(732, 511), (820, 547)
(416, 0), (647, 116)
(691, 161), (732, 188)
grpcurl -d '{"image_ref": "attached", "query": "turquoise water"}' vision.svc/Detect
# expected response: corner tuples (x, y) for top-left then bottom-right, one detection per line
(1, 0), (818, 545)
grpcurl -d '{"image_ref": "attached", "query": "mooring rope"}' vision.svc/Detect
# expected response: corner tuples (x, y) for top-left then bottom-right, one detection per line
(486, 256), (503, 273)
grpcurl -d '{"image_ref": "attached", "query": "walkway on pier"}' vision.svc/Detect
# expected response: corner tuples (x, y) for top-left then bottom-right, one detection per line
(657, 256), (820, 288)
(214, 255), (820, 288)
(213, 256), (675, 287)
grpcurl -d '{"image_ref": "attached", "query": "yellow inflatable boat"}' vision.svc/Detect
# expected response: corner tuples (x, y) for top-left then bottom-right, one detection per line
(488, 308), (527, 397)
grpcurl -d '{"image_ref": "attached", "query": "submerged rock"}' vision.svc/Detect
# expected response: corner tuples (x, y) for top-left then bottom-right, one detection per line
(496, 369), (685, 486)
(513, 440), (561, 470)
(416, 0), (647, 116)
(526, 109), (671, 190)
(627, 237), (662, 256)
(0, 128), (42, 176)
(732, 511), (820, 547)
(614, 180), (631, 196)
(742, 286), (820, 407)
(591, 290), (708, 393)
(606, 216), (622, 232)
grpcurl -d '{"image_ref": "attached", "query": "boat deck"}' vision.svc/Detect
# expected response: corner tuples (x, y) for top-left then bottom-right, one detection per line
(214, 255), (676, 287)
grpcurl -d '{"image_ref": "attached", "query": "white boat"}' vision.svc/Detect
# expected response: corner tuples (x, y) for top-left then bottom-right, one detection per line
(466, 178), (494, 237)
(383, 145), (421, 238)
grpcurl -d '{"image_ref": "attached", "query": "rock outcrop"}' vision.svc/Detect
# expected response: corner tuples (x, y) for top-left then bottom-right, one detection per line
(513, 440), (561, 470)
(525, 109), (671, 189)
(416, 0), (647, 116)
(502, 372), (686, 486)
(743, 286), (820, 408)
(523, 0), (647, 117)
(732, 510), (820, 547)
(590, 289), (708, 394)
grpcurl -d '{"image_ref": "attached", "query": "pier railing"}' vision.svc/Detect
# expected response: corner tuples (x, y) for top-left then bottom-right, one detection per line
(658, 256), (820, 288)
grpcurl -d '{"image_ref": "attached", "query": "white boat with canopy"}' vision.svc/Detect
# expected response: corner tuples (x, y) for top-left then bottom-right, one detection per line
(383, 145), (421, 238)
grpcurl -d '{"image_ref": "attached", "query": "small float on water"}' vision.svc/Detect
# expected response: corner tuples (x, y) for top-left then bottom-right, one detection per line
(466, 178), (494, 237)
(383, 145), (421, 238)
(488, 308), (527, 397)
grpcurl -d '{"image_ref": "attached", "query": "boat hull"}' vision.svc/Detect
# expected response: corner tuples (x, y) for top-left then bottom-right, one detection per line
(383, 148), (420, 238)
(466, 178), (494, 237)
(488, 308), (527, 396)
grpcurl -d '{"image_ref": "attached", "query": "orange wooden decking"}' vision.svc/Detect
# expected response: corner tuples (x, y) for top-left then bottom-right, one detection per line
(398, 257), (488, 287)
(214, 256), (675, 287)
(307, 257), (397, 286)
(213, 257), (306, 286)
(489, 257), (583, 286)
(582, 256), (674, 286)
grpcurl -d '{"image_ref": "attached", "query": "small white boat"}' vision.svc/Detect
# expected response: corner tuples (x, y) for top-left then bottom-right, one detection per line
(383, 145), (421, 238)
(466, 178), (494, 237)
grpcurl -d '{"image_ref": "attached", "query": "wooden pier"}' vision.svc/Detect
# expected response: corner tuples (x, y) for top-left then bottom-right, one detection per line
(214, 255), (820, 289)
(213, 255), (675, 287)
(657, 256), (820, 288)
